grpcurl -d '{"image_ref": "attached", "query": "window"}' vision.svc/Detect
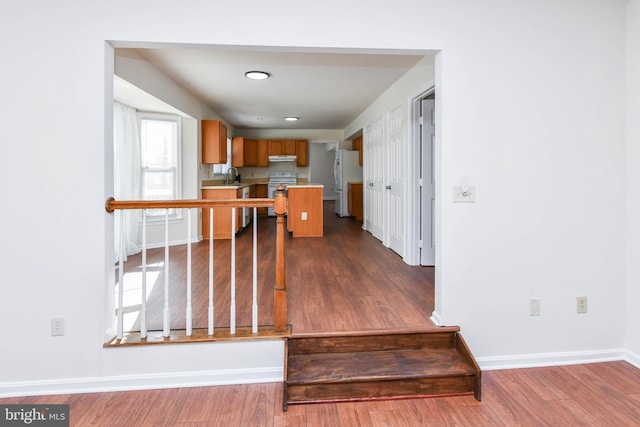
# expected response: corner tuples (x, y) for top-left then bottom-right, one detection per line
(139, 113), (181, 218)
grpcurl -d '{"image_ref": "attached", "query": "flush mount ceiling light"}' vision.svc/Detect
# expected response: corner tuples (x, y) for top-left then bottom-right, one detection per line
(245, 71), (270, 80)
(284, 116), (299, 122)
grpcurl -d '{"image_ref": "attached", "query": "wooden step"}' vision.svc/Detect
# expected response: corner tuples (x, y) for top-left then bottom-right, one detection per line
(284, 327), (481, 410)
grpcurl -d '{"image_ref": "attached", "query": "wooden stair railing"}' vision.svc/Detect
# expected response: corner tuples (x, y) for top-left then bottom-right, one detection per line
(104, 185), (289, 344)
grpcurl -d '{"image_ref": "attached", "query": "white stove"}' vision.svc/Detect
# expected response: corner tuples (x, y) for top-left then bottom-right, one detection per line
(268, 171), (297, 216)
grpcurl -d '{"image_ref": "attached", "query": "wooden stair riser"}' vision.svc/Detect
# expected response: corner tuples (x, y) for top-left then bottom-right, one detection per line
(286, 375), (476, 403)
(288, 332), (457, 355)
(284, 330), (481, 410)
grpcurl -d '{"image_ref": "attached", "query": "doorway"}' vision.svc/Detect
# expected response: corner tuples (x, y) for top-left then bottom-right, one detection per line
(309, 141), (337, 200)
(416, 90), (435, 266)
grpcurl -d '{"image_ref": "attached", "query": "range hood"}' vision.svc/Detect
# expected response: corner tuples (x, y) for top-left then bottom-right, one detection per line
(268, 155), (297, 162)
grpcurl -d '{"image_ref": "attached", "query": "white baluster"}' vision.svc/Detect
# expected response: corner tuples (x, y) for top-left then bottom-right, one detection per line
(163, 209), (170, 337)
(141, 211), (147, 339)
(208, 208), (214, 335)
(252, 207), (258, 333)
(117, 211), (124, 340)
(186, 209), (192, 336)
(230, 207), (236, 334)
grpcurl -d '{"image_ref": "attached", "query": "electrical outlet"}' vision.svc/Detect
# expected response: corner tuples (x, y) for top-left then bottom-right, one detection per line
(577, 296), (588, 314)
(529, 298), (541, 316)
(51, 317), (65, 336)
(301, 212), (308, 220)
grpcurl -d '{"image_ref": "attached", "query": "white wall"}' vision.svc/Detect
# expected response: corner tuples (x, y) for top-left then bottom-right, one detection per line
(625, 0), (640, 364)
(0, 0), (632, 394)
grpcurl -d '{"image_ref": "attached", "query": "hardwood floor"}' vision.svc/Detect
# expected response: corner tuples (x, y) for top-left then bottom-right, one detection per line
(2, 361), (640, 426)
(117, 200), (434, 335)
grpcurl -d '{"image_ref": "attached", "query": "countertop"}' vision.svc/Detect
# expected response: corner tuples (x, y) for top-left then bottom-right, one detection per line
(201, 183), (253, 190)
(287, 184), (324, 189)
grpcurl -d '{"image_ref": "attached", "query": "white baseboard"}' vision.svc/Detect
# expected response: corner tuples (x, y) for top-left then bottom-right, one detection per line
(624, 348), (640, 369)
(0, 367), (283, 398)
(430, 310), (443, 326)
(477, 348), (626, 371)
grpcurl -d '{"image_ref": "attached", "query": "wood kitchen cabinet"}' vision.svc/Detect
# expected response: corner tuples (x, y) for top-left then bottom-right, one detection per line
(253, 183), (268, 215)
(202, 187), (242, 239)
(268, 140), (283, 155)
(295, 139), (308, 166)
(202, 120), (227, 164)
(257, 139), (269, 166)
(283, 140), (296, 155)
(232, 137), (258, 167)
(352, 135), (363, 166)
(348, 181), (363, 221)
(287, 185), (323, 237)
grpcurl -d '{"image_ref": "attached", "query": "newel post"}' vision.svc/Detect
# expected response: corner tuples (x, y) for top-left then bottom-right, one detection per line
(273, 185), (288, 333)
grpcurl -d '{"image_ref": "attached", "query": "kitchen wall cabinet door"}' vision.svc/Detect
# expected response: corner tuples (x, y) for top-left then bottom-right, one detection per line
(202, 120), (227, 164)
(353, 135), (363, 166)
(268, 140), (283, 155)
(257, 139), (269, 166)
(295, 139), (308, 166)
(232, 137), (259, 167)
(283, 140), (296, 155)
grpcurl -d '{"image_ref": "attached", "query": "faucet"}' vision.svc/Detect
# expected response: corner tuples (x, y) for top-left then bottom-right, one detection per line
(226, 167), (239, 184)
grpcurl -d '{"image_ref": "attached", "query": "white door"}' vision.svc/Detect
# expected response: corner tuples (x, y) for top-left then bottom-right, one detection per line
(420, 98), (435, 266)
(364, 117), (384, 241)
(388, 106), (404, 256)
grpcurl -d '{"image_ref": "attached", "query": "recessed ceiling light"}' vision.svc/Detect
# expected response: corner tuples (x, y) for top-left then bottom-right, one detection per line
(245, 71), (270, 80)
(284, 117), (299, 122)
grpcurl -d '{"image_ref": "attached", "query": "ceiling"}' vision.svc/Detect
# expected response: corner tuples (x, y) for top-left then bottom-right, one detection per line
(115, 46), (431, 130)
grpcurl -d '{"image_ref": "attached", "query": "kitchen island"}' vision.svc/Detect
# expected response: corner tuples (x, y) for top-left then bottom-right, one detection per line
(286, 184), (324, 237)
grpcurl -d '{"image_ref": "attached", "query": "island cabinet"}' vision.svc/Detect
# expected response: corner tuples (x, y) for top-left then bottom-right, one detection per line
(287, 185), (324, 237)
(295, 139), (308, 166)
(202, 187), (243, 239)
(202, 120), (227, 164)
(348, 181), (363, 221)
(232, 137), (258, 167)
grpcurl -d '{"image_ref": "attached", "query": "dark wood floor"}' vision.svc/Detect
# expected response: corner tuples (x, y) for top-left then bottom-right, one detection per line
(119, 200), (434, 335)
(3, 361), (640, 426)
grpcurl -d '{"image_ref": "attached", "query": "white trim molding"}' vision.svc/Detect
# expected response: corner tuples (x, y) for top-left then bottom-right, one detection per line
(477, 348), (627, 371)
(0, 366), (283, 398)
(624, 349), (640, 369)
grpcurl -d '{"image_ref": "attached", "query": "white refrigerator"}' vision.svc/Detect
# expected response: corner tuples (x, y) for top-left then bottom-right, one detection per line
(334, 149), (363, 217)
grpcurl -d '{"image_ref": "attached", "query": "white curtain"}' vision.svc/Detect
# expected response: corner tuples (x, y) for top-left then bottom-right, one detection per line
(113, 101), (141, 263)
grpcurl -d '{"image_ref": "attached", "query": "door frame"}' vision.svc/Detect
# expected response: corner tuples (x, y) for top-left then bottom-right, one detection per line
(405, 86), (436, 266)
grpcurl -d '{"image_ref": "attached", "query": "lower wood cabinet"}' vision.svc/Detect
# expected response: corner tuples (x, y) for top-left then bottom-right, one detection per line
(253, 183), (268, 216)
(348, 182), (363, 221)
(287, 186), (323, 237)
(202, 188), (242, 239)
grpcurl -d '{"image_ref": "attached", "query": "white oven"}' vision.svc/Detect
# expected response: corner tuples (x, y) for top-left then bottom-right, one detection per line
(267, 171), (297, 216)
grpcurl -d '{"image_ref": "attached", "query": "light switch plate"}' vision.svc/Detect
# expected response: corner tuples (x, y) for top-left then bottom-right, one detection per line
(453, 186), (476, 203)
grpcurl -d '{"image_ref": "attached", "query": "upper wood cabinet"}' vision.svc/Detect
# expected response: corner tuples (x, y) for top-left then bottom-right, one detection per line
(296, 139), (308, 166)
(257, 139), (269, 166)
(283, 140), (296, 155)
(232, 137), (259, 167)
(268, 140), (283, 155)
(202, 120), (227, 164)
(352, 135), (363, 166)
